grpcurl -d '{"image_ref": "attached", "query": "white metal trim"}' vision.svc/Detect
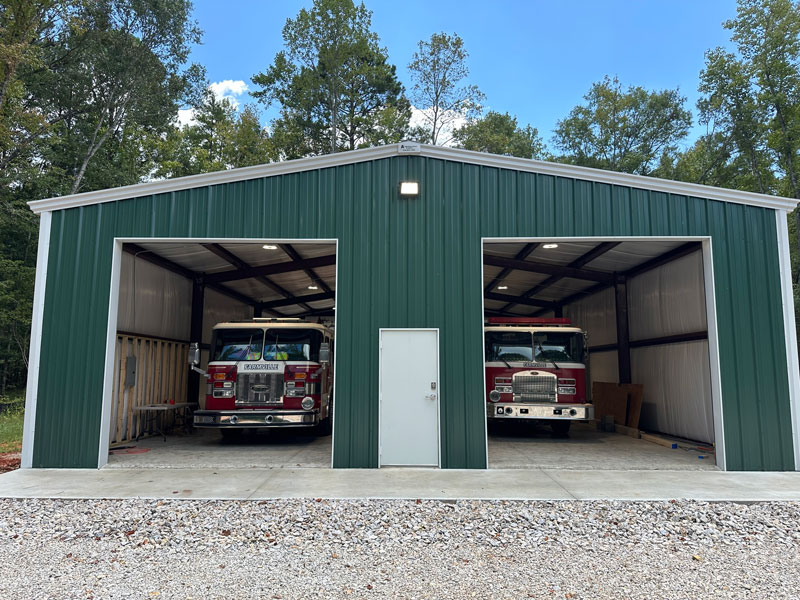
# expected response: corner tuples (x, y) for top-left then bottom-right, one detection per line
(775, 210), (800, 470)
(21, 211), (52, 469)
(702, 238), (727, 471)
(97, 239), (123, 468)
(481, 235), (727, 471)
(330, 238), (339, 469)
(377, 328), (441, 468)
(28, 143), (798, 215)
(98, 236), (338, 469)
(479, 243), (490, 469)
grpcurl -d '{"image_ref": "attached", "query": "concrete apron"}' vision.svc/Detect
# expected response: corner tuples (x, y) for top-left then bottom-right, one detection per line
(2, 468), (800, 502)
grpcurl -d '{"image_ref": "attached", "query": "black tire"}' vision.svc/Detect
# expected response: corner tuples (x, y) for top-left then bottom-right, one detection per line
(551, 421), (572, 437)
(315, 398), (333, 436)
(220, 428), (244, 442)
(315, 417), (332, 436)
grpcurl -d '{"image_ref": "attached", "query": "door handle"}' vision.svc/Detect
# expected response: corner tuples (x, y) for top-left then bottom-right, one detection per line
(425, 394), (437, 401)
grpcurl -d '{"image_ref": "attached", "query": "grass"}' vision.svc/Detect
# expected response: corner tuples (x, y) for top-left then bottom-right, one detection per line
(0, 390), (24, 453)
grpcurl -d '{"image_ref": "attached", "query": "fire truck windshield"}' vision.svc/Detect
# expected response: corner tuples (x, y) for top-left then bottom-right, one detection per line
(211, 328), (264, 361)
(264, 329), (324, 361)
(485, 331), (534, 362)
(533, 332), (584, 363)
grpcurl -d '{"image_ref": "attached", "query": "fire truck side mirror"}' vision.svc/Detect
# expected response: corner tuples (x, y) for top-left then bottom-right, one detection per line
(319, 342), (331, 364)
(188, 342), (200, 366)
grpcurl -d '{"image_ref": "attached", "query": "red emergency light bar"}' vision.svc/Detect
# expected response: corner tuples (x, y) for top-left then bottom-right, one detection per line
(487, 317), (572, 325)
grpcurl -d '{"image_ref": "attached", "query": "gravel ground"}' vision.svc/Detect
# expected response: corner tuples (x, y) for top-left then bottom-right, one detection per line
(1, 498), (798, 599)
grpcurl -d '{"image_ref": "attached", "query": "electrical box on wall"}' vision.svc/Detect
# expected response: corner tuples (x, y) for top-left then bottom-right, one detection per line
(124, 356), (137, 388)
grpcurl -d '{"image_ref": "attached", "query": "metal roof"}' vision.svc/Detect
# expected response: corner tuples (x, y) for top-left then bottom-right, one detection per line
(28, 143), (799, 214)
(483, 239), (697, 316)
(127, 241), (336, 318)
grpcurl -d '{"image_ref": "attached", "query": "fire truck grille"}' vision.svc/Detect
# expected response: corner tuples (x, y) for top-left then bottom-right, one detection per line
(513, 374), (557, 402)
(236, 373), (283, 406)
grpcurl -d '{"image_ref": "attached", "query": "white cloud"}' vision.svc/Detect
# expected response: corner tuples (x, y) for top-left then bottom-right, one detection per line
(177, 107), (198, 128)
(208, 79), (250, 109)
(410, 106), (468, 147)
(174, 80), (251, 128)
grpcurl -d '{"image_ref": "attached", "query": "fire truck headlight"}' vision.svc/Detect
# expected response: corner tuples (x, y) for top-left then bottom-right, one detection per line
(301, 396), (314, 410)
(489, 390), (501, 402)
(558, 386), (576, 395)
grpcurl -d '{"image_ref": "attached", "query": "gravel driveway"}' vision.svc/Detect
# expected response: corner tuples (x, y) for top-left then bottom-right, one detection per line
(1, 498), (798, 599)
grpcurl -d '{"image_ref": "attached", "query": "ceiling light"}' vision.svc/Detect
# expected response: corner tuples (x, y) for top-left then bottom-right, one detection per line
(308, 285), (319, 290)
(262, 244), (278, 250)
(543, 243), (559, 249)
(399, 181), (419, 196)
(497, 285), (508, 290)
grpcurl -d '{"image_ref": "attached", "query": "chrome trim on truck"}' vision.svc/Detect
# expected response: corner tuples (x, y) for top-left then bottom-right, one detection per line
(487, 403), (594, 420)
(193, 409), (319, 428)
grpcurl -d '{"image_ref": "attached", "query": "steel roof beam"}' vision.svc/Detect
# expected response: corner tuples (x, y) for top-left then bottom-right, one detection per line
(122, 243), (267, 311)
(279, 243), (333, 294)
(496, 241), (621, 313)
(203, 254), (336, 284)
(484, 292), (558, 309)
(528, 241), (703, 317)
(483, 243), (539, 294)
(483, 254), (615, 283)
(258, 291), (335, 310)
(623, 241), (702, 278)
(202, 243), (313, 312)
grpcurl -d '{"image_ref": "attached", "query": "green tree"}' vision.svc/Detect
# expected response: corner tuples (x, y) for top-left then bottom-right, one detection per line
(552, 76), (692, 176)
(0, 0), (203, 392)
(452, 111), (545, 159)
(408, 32), (484, 145)
(688, 0), (800, 331)
(252, 0), (410, 158)
(154, 92), (273, 179)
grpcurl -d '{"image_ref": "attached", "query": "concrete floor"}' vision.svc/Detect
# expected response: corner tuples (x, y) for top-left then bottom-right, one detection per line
(106, 428), (331, 469)
(487, 421), (717, 470)
(105, 421), (716, 472)
(2, 467), (798, 501)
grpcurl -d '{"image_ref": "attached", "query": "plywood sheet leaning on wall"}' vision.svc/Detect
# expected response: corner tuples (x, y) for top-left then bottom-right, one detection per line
(592, 382), (644, 429)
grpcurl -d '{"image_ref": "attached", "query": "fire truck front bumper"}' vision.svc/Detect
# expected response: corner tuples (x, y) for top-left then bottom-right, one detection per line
(487, 403), (594, 421)
(193, 410), (319, 429)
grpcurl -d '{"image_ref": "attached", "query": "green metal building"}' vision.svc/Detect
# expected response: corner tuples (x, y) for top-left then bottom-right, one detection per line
(22, 143), (800, 471)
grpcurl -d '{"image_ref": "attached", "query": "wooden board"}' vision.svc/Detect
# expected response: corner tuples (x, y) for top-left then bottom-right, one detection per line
(622, 383), (644, 429)
(110, 335), (189, 444)
(592, 381), (644, 428)
(591, 382), (628, 425)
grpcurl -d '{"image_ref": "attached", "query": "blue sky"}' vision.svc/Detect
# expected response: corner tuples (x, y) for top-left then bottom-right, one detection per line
(188, 0), (738, 147)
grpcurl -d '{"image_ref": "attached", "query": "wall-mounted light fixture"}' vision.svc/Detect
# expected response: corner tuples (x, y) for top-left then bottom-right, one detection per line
(399, 181), (419, 196)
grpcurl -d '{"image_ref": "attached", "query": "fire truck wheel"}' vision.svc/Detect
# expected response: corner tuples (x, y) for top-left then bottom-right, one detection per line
(220, 428), (244, 442)
(315, 416), (332, 436)
(550, 421), (571, 437)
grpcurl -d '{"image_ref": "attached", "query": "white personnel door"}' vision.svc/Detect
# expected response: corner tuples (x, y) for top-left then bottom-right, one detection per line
(379, 329), (440, 467)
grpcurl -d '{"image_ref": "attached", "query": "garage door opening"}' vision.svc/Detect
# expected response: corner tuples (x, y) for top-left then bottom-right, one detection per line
(482, 238), (723, 470)
(101, 239), (337, 469)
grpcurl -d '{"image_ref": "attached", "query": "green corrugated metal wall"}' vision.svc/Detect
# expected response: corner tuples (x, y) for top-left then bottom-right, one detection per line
(32, 155), (796, 470)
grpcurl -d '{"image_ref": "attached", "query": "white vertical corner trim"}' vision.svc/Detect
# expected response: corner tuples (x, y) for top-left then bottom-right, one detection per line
(21, 211), (52, 468)
(479, 241), (489, 470)
(702, 239), (727, 471)
(329, 238), (339, 469)
(97, 239), (123, 468)
(775, 210), (800, 470)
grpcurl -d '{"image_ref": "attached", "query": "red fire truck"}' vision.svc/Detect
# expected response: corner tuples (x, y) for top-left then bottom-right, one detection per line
(191, 318), (333, 438)
(484, 317), (593, 435)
